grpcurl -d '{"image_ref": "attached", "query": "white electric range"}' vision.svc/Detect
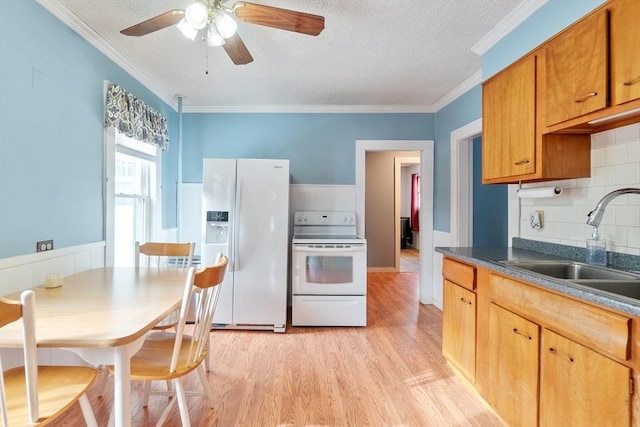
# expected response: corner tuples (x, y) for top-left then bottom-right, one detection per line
(291, 211), (367, 326)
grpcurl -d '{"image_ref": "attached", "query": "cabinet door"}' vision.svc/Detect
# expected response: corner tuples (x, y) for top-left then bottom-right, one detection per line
(442, 280), (476, 383)
(611, 0), (640, 105)
(488, 304), (539, 427)
(540, 329), (631, 427)
(482, 55), (536, 181)
(545, 10), (608, 126)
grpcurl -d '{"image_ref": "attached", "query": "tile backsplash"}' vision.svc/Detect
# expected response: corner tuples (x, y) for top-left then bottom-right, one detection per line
(519, 123), (640, 256)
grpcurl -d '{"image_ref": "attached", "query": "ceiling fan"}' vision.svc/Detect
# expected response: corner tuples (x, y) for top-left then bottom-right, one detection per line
(120, 0), (325, 65)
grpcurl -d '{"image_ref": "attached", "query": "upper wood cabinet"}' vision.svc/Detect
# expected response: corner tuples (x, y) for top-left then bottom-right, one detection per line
(611, 0), (640, 106)
(483, 55), (536, 181)
(482, 0), (640, 183)
(482, 54), (591, 184)
(545, 9), (608, 126)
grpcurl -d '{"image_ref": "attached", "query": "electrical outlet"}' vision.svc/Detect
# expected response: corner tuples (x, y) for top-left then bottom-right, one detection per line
(36, 240), (54, 252)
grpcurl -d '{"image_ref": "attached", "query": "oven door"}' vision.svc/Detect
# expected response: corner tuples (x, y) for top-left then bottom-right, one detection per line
(292, 243), (367, 295)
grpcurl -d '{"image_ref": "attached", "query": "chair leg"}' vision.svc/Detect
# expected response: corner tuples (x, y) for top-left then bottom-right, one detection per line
(173, 379), (191, 427)
(196, 364), (215, 406)
(143, 381), (152, 407)
(79, 394), (98, 427)
(155, 397), (177, 427)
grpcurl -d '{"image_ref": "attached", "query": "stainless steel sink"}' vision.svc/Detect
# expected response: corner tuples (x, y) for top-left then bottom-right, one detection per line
(500, 260), (639, 280)
(571, 279), (640, 300)
(500, 260), (640, 301)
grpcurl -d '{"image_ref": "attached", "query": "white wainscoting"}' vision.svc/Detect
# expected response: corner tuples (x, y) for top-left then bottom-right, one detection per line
(432, 231), (453, 310)
(0, 241), (106, 368)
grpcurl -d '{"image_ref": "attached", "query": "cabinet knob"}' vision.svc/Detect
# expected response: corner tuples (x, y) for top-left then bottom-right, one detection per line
(574, 92), (598, 103)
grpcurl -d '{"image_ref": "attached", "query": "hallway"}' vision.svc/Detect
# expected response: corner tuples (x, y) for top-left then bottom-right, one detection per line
(401, 248), (420, 272)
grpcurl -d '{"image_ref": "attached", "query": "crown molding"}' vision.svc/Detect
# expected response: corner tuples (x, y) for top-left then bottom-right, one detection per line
(471, 0), (548, 56)
(36, 0), (178, 110)
(183, 104), (435, 114)
(432, 70), (482, 112)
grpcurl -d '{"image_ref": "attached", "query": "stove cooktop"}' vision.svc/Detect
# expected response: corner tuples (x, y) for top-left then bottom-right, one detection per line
(292, 234), (366, 244)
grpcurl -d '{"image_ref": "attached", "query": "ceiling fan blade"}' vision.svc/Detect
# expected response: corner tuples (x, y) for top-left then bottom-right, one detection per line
(222, 34), (254, 65)
(120, 10), (185, 36)
(232, 2), (325, 36)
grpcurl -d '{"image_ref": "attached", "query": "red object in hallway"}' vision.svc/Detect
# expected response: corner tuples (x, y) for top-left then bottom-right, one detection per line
(411, 173), (420, 232)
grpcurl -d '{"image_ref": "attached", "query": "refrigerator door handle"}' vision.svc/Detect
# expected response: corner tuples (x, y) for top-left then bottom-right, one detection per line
(233, 178), (242, 271)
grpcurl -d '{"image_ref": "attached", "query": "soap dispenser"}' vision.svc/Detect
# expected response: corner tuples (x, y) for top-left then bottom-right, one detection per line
(586, 227), (607, 266)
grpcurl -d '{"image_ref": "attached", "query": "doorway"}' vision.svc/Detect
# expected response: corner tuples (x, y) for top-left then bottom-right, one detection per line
(396, 156), (420, 272)
(355, 140), (434, 305)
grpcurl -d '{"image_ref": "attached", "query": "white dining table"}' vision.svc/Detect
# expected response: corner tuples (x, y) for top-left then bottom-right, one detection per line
(0, 267), (187, 427)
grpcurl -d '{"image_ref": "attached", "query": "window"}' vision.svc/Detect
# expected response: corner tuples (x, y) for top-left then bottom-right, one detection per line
(105, 129), (161, 266)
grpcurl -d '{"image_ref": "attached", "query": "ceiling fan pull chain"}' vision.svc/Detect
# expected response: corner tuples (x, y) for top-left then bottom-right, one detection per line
(205, 44), (209, 75)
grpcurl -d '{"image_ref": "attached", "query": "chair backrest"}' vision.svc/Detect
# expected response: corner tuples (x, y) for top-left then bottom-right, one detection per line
(0, 291), (39, 424)
(135, 241), (195, 269)
(170, 255), (229, 373)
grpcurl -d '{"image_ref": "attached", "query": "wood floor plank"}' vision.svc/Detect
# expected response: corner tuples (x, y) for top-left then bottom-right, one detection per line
(54, 272), (502, 426)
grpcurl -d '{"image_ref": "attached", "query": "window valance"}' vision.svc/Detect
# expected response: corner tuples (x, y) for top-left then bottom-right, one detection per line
(104, 82), (169, 150)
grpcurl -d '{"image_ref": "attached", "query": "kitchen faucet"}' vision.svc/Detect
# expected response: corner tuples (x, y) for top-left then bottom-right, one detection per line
(586, 188), (640, 227)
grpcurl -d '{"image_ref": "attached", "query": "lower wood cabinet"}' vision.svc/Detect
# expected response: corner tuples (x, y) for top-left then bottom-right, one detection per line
(442, 279), (476, 383)
(442, 260), (638, 426)
(540, 329), (631, 427)
(488, 303), (540, 427)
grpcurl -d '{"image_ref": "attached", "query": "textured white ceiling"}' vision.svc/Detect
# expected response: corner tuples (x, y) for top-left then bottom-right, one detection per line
(48, 0), (526, 112)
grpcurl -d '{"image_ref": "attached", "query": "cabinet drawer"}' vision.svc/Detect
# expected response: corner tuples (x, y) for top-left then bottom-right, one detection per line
(489, 273), (631, 360)
(442, 258), (476, 290)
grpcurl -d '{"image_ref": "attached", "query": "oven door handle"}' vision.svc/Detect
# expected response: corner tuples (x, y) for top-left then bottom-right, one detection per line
(294, 246), (365, 253)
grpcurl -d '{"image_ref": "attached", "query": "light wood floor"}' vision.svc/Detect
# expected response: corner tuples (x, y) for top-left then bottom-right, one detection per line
(400, 248), (420, 272)
(56, 272), (501, 426)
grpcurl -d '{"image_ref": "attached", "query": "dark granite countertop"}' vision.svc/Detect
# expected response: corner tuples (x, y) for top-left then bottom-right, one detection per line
(435, 245), (640, 317)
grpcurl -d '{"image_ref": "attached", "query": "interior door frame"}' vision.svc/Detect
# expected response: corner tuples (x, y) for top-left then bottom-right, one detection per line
(356, 140), (434, 305)
(450, 118), (482, 248)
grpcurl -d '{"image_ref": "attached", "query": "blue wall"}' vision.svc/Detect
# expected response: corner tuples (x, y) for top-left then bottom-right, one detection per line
(472, 136), (508, 246)
(183, 113), (434, 184)
(0, 0), (178, 259)
(433, 85), (484, 232)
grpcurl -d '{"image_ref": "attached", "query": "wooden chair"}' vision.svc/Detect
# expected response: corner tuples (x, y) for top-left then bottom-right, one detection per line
(136, 241), (195, 330)
(0, 290), (98, 426)
(110, 255), (228, 426)
(135, 241), (195, 271)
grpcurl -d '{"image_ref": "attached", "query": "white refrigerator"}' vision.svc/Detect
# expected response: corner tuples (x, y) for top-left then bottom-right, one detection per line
(201, 158), (290, 332)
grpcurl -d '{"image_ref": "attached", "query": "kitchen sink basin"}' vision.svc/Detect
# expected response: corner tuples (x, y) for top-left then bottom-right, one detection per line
(500, 260), (640, 302)
(500, 260), (639, 281)
(571, 279), (640, 300)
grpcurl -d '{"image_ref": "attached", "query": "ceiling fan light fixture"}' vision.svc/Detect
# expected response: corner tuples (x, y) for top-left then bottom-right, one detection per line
(176, 18), (198, 40)
(207, 24), (225, 46)
(185, 2), (208, 30)
(213, 10), (238, 39)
